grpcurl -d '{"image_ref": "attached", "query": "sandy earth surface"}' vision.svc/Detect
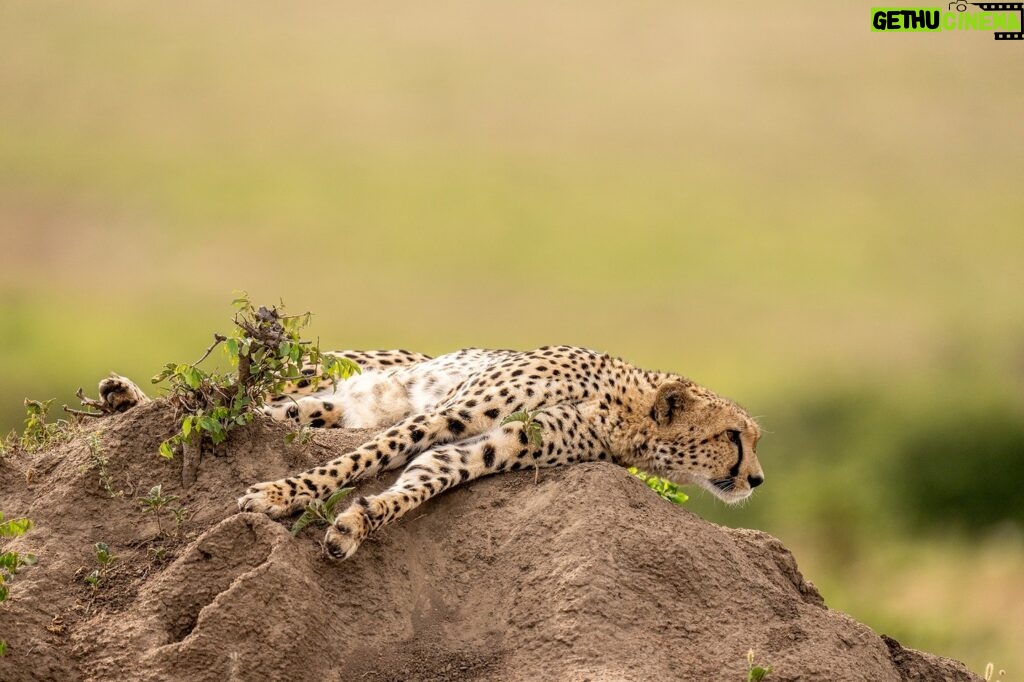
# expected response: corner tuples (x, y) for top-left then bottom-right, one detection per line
(0, 401), (979, 681)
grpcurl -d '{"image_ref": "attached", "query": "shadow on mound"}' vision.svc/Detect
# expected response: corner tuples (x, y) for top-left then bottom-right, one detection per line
(0, 401), (979, 681)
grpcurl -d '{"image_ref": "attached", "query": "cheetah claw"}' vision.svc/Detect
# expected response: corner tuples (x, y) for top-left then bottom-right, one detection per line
(323, 508), (369, 560)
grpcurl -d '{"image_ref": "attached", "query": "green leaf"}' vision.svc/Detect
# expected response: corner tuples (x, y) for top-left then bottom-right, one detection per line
(198, 415), (219, 433)
(501, 411), (530, 425)
(324, 356), (360, 380)
(181, 416), (193, 439)
(290, 488), (352, 535)
(630, 470), (687, 506)
(0, 586), (7, 603)
(0, 639), (7, 656)
(95, 542), (116, 565)
(323, 487), (354, 515)
(0, 517), (32, 538)
(290, 511), (316, 536)
(159, 441), (175, 459)
(184, 366), (203, 389)
(749, 665), (771, 681)
(151, 364), (175, 384)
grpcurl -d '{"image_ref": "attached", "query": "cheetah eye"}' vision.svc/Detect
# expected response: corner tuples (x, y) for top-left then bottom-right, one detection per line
(726, 429), (742, 446)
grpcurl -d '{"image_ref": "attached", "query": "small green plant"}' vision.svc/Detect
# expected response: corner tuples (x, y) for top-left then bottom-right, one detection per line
(169, 506), (188, 534)
(83, 541), (118, 592)
(82, 432), (120, 498)
(0, 513), (36, 602)
(291, 488), (354, 536)
(746, 649), (772, 681)
(153, 294), (360, 461)
(1, 512), (36, 655)
(0, 514), (32, 540)
(19, 399), (73, 452)
(94, 542), (117, 566)
(629, 467), (688, 505)
(83, 569), (101, 591)
(139, 485), (179, 535)
(284, 426), (315, 445)
(501, 410), (544, 448)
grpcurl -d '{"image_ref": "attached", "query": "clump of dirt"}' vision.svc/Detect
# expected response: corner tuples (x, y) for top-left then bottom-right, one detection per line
(0, 401), (980, 681)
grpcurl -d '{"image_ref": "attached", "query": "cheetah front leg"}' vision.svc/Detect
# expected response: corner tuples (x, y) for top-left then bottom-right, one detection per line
(237, 406), (499, 517)
(323, 404), (609, 559)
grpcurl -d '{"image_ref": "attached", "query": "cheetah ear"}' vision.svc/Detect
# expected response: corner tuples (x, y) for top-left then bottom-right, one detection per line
(652, 381), (695, 426)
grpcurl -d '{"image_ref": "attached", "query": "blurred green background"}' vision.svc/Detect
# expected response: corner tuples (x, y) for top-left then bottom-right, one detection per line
(2, 0), (1022, 674)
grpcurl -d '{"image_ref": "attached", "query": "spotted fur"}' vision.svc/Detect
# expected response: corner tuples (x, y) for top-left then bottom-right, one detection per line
(240, 345), (765, 560)
(97, 346), (764, 561)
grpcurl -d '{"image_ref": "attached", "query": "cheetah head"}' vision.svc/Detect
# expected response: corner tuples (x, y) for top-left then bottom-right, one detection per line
(645, 380), (764, 504)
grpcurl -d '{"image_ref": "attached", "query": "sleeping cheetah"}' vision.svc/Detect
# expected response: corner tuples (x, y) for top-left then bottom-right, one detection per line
(101, 346), (764, 560)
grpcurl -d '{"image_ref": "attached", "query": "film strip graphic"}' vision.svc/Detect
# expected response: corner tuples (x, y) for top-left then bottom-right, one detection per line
(971, 2), (1024, 39)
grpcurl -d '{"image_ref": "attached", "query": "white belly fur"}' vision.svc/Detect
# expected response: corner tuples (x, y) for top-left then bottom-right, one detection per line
(306, 354), (487, 429)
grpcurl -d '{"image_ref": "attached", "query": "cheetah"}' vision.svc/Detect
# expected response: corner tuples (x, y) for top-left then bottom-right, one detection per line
(100, 346), (764, 560)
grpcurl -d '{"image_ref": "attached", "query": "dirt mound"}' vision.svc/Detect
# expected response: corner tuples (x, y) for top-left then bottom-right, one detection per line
(0, 401), (979, 681)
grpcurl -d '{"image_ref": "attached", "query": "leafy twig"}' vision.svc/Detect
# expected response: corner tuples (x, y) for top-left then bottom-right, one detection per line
(629, 467), (688, 505)
(291, 488), (354, 536)
(152, 294), (360, 477)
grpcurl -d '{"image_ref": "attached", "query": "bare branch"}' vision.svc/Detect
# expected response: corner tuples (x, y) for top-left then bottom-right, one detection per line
(75, 387), (107, 410)
(63, 405), (106, 419)
(192, 334), (227, 367)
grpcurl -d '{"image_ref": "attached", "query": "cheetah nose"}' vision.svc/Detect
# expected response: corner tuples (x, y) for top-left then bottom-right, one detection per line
(748, 474), (764, 488)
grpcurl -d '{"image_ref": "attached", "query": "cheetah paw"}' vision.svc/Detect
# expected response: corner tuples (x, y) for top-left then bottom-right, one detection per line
(236, 480), (312, 518)
(323, 507), (369, 560)
(96, 374), (150, 413)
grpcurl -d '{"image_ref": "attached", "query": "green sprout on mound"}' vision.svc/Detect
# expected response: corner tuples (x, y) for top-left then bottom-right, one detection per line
(0, 513), (36, 602)
(291, 488), (354, 536)
(19, 399), (74, 452)
(628, 467), (688, 506)
(746, 648), (772, 681)
(84, 541), (119, 592)
(138, 485), (184, 536)
(1, 513), (37, 657)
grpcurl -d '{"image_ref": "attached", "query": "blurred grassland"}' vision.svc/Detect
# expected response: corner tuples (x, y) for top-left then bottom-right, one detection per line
(1, 0), (1023, 675)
